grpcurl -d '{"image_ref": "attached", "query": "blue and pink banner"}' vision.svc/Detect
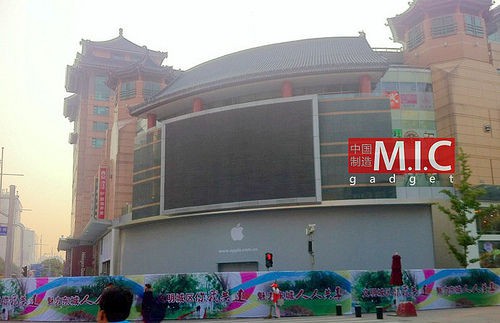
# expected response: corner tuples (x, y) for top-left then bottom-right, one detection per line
(0, 268), (498, 321)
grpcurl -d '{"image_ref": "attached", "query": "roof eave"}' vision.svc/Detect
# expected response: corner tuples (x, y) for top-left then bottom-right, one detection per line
(129, 64), (388, 117)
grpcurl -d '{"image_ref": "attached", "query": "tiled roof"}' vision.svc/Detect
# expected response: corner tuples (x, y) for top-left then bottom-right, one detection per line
(155, 36), (388, 101)
(83, 35), (147, 53)
(79, 29), (167, 61)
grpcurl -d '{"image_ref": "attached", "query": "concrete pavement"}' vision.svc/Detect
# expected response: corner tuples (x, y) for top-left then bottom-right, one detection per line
(6, 306), (500, 322)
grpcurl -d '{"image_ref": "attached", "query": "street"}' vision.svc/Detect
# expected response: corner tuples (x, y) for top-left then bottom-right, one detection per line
(211, 306), (499, 323)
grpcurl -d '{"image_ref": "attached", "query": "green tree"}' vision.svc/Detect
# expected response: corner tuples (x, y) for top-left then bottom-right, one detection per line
(40, 257), (64, 277)
(437, 148), (498, 267)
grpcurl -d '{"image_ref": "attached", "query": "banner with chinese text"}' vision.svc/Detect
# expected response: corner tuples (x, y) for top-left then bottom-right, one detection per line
(0, 269), (497, 321)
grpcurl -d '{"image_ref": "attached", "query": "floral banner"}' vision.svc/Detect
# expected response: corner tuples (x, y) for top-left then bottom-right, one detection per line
(0, 269), (497, 321)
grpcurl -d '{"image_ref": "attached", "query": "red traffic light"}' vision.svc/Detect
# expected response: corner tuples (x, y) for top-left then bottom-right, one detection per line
(265, 252), (273, 268)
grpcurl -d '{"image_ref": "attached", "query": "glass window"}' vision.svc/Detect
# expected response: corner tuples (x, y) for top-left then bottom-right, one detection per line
(431, 15), (457, 38)
(91, 138), (105, 148)
(111, 53), (125, 60)
(399, 82), (417, 93)
(143, 81), (161, 100)
(407, 23), (424, 50)
(380, 82), (399, 92)
(94, 76), (110, 101)
(120, 81), (136, 100)
(464, 14), (484, 37)
(93, 121), (109, 132)
(93, 106), (109, 116)
(477, 207), (500, 234)
(479, 241), (500, 268)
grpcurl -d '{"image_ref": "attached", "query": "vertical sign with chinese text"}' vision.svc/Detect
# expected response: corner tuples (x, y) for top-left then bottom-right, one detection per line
(98, 166), (107, 219)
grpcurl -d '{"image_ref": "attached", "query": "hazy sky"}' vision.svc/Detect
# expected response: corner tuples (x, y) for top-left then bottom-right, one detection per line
(0, 0), (465, 261)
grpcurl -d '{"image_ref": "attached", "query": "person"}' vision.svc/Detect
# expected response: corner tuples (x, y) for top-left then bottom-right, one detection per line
(1, 308), (7, 320)
(97, 286), (134, 323)
(142, 283), (155, 323)
(271, 282), (281, 318)
(390, 252), (403, 286)
(390, 252), (403, 308)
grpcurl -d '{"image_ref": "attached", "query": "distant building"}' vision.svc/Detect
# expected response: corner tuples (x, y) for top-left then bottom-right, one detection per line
(22, 229), (36, 267)
(0, 188), (35, 271)
(60, 0), (500, 276)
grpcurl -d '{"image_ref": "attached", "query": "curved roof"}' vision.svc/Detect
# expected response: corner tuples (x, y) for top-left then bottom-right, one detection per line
(153, 36), (388, 103)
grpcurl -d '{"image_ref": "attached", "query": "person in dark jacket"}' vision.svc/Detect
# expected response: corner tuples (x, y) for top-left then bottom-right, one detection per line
(97, 286), (133, 323)
(142, 284), (155, 323)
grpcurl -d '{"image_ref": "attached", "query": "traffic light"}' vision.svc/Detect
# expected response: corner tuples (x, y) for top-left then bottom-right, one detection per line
(22, 266), (28, 277)
(265, 252), (273, 268)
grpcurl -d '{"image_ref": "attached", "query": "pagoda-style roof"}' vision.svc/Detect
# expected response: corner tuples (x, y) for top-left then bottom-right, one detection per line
(388, 0), (494, 43)
(106, 54), (177, 90)
(73, 28), (168, 69)
(131, 35), (388, 114)
(66, 29), (173, 93)
(81, 28), (167, 58)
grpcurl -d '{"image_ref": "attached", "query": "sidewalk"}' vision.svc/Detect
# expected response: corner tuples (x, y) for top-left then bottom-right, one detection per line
(382, 306), (500, 322)
(6, 306), (500, 322)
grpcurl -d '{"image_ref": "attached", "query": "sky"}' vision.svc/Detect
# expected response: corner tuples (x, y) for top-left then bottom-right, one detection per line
(0, 0), (485, 262)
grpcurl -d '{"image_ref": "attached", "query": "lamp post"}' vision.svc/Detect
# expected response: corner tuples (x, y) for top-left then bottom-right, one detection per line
(306, 224), (316, 270)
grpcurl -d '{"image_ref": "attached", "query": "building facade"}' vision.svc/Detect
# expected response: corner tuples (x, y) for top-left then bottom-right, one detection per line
(60, 0), (500, 276)
(60, 28), (175, 276)
(0, 187), (35, 275)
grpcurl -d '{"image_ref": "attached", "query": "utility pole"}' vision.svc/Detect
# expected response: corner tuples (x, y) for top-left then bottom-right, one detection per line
(35, 235), (47, 263)
(0, 147), (24, 210)
(5, 185), (16, 276)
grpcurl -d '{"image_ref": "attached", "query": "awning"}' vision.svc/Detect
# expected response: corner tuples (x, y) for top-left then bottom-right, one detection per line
(57, 237), (82, 251)
(57, 217), (112, 251)
(79, 217), (112, 243)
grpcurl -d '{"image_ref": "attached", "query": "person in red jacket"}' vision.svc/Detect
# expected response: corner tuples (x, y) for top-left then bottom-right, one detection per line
(390, 252), (403, 286)
(271, 282), (281, 318)
(390, 252), (403, 308)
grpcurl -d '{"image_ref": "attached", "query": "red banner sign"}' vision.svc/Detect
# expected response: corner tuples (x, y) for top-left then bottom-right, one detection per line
(348, 138), (455, 174)
(98, 166), (107, 219)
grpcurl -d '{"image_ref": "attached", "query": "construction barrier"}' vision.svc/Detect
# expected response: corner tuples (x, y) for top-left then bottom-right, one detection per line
(0, 268), (498, 321)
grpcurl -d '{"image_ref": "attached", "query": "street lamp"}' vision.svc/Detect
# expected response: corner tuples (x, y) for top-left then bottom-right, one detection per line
(306, 224), (316, 270)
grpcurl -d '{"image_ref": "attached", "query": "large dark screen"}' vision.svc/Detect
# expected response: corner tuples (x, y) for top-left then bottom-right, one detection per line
(162, 99), (316, 212)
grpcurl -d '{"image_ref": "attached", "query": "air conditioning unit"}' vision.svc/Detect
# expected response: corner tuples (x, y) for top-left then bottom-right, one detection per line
(68, 132), (78, 144)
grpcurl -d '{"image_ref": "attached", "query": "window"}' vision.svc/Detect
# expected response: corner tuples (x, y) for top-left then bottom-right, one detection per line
(94, 76), (110, 101)
(120, 81), (136, 100)
(111, 53), (125, 60)
(431, 15), (457, 38)
(465, 14), (484, 37)
(477, 207), (500, 234)
(93, 121), (109, 132)
(101, 260), (110, 275)
(479, 241), (500, 268)
(92, 138), (105, 148)
(143, 81), (161, 100)
(407, 23), (424, 50)
(93, 106), (109, 116)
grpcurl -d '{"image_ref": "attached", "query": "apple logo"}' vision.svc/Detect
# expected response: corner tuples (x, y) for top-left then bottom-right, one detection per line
(230, 223), (244, 241)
